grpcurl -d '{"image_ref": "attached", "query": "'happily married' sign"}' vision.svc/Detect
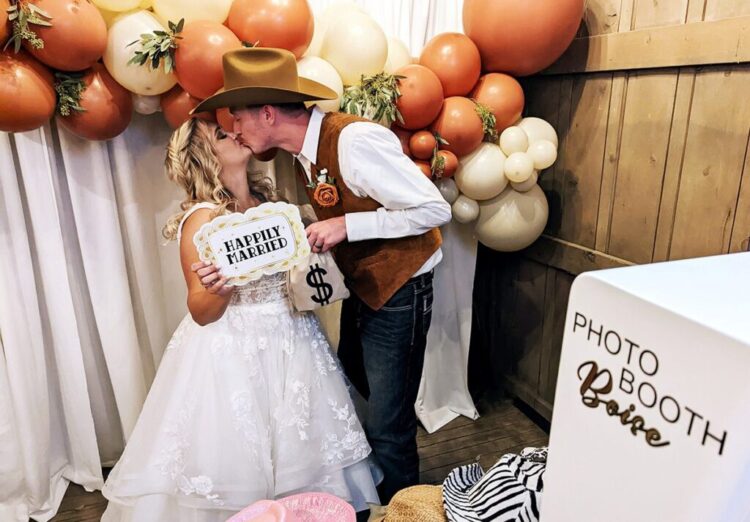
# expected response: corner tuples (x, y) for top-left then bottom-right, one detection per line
(193, 202), (310, 286)
(542, 253), (750, 522)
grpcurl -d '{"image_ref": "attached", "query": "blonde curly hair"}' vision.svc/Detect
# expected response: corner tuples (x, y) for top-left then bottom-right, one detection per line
(162, 118), (280, 241)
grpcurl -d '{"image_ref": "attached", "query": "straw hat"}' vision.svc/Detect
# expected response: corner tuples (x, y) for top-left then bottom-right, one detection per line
(383, 485), (448, 522)
(227, 492), (356, 522)
(192, 48), (337, 114)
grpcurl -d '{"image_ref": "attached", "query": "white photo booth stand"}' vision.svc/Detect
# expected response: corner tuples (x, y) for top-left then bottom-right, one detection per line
(542, 252), (750, 522)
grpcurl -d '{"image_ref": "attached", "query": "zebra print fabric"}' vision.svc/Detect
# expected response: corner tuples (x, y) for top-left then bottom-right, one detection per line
(442, 447), (548, 522)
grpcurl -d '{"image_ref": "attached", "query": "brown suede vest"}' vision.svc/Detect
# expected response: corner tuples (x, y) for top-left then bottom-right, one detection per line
(297, 112), (442, 310)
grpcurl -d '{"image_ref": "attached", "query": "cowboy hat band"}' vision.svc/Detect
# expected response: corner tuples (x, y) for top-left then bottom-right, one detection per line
(192, 47), (338, 114)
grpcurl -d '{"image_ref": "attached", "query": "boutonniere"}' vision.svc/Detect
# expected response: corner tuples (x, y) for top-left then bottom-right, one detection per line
(307, 168), (340, 208)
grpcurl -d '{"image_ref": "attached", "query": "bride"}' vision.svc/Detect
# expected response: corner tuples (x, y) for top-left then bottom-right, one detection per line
(101, 118), (380, 521)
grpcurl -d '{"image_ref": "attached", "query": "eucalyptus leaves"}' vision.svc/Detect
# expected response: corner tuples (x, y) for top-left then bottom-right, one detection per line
(127, 18), (184, 73)
(340, 72), (405, 127)
(4, 1), (52, 52)
(474, 101), (498, 142)
(55, 72), (86, 116)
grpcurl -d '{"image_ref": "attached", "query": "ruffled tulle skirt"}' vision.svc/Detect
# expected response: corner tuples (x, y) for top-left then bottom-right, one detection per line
(102, 289), (380, 522)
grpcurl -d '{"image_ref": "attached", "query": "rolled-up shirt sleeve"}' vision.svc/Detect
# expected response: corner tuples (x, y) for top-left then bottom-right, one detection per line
(339, 122), (452, 242)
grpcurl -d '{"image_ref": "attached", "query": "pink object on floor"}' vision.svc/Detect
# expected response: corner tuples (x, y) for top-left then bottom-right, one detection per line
(226, 493), (356, 522)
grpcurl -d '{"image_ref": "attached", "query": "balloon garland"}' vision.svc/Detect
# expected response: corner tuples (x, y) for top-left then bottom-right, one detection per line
(0, 0), (582, 252)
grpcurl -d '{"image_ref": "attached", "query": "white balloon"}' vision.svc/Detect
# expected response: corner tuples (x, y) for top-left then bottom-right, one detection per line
(320, 1), (366, 26)
(511, 170), (538, 192)
(304, 16), (326, 57)
(384, 37), (411, 74)
(527, 139), (558, 170)
(104, 11), (177, 95)
(153, 0), (233, 25)
(504, 152), (535, 183)
(132, 93), (161, 114)
(517, 117), (559, 147)
(454, 143), (508, 201)
(452, 195), (480, 224)
(92, 0), (140, 12)
(320, 11), (387, 85)
(435, 178), (460, 204)
(297, 56), (344, 113)
(499, 126), (529, 155)
(475, 185), (549, 252)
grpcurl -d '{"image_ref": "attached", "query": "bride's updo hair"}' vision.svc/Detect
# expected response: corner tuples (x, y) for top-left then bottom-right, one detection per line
(162, 118), (280, 241)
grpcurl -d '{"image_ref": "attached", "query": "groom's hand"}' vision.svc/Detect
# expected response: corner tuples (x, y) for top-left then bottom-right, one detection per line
(306, 216), (347, 253)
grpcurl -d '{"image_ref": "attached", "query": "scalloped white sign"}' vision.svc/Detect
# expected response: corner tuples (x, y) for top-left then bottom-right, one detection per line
(193, 202), (311, 286)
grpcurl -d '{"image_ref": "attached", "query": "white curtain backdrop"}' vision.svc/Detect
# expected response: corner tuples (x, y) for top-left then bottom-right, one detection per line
(0, 1), (477, 520)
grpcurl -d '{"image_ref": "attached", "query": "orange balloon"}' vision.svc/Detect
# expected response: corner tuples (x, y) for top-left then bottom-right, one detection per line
(58, 63), (133, 140)
(414, 160), (432, 179)
(216, 107), (234, 132)
(227, 0), (314, 58)
(25, 0), (107, 71)
(436, 150), (458, 178)
(394, 64), (444, 131)
(161, 85), (214, 129)
(0, 50), (55, 132)
(174, 20), (241, 100)
(430, 96), (484, 158)
(471, 73), (525, 133)
(390, 125), (412, 156)
(0, 0), (10, 47)
(419, 33), (481, 97)
(463, 0), (584, 76)
(409, 131), (437, 161)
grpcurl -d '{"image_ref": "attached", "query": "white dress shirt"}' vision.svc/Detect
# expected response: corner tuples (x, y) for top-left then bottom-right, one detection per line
(295, 108), (452, 276)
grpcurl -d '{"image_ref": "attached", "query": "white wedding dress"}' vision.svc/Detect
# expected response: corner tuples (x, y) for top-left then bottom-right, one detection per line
(102, 203), (380, 522)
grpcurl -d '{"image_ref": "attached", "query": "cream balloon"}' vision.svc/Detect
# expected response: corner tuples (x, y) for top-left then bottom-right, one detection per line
(99, 8), (133, 28)
(320, 11), (387, 85)
(153, 0), (233, 25)
(92, 0), (140, 12)
(104, 11), (177, 95)
(304, 16), (326, 57)
(132, 93), (161, 114)
(297, 56), (343, 113)
(527, 139), (557, 170)
(499, 126), (529, 155)
(384, 37), (411, 74)
(504, 152), (535, 183)
(320, 1), (366, 26)
(517, 117), (559, 147)
(475, 185), (549, 252)
(436, 177), (460, 204)
(452, 195), (480, 224)
(510, 170), (538, 192)
(454, 142), (508, 201)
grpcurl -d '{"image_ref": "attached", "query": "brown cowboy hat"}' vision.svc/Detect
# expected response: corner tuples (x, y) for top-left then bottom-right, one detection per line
(191, 47), (338, 114)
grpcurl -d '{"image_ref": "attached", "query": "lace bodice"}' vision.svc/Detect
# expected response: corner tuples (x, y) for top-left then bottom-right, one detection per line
(230, 273), (288, 305)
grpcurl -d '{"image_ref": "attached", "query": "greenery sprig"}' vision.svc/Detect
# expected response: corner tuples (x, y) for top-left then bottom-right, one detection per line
(474, 101), (498, 142)
(430, 133), (450, 178)
(55, 72), (86, 117)
(340, 72), (405, 127)
(127, 18), (184, 73)
(4, 1), (53, 53)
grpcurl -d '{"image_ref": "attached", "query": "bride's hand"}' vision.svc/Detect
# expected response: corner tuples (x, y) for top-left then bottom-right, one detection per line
(191, 262), (234, 296)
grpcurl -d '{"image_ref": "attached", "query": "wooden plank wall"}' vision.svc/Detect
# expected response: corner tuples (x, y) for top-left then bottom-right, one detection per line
(470, 0), (750, 420)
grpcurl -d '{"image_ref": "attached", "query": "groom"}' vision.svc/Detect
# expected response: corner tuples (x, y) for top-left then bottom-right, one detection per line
(194, 48), (451, 503)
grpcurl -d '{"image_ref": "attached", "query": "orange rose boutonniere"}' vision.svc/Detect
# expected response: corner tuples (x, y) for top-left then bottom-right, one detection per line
(308, 169), (340, 208)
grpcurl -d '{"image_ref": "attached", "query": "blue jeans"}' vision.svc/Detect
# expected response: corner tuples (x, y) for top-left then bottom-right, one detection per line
(338, 272), (434, 503)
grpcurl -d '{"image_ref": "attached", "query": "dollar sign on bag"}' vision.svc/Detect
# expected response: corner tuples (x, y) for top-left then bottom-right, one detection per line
(307, 263), (333, 305)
